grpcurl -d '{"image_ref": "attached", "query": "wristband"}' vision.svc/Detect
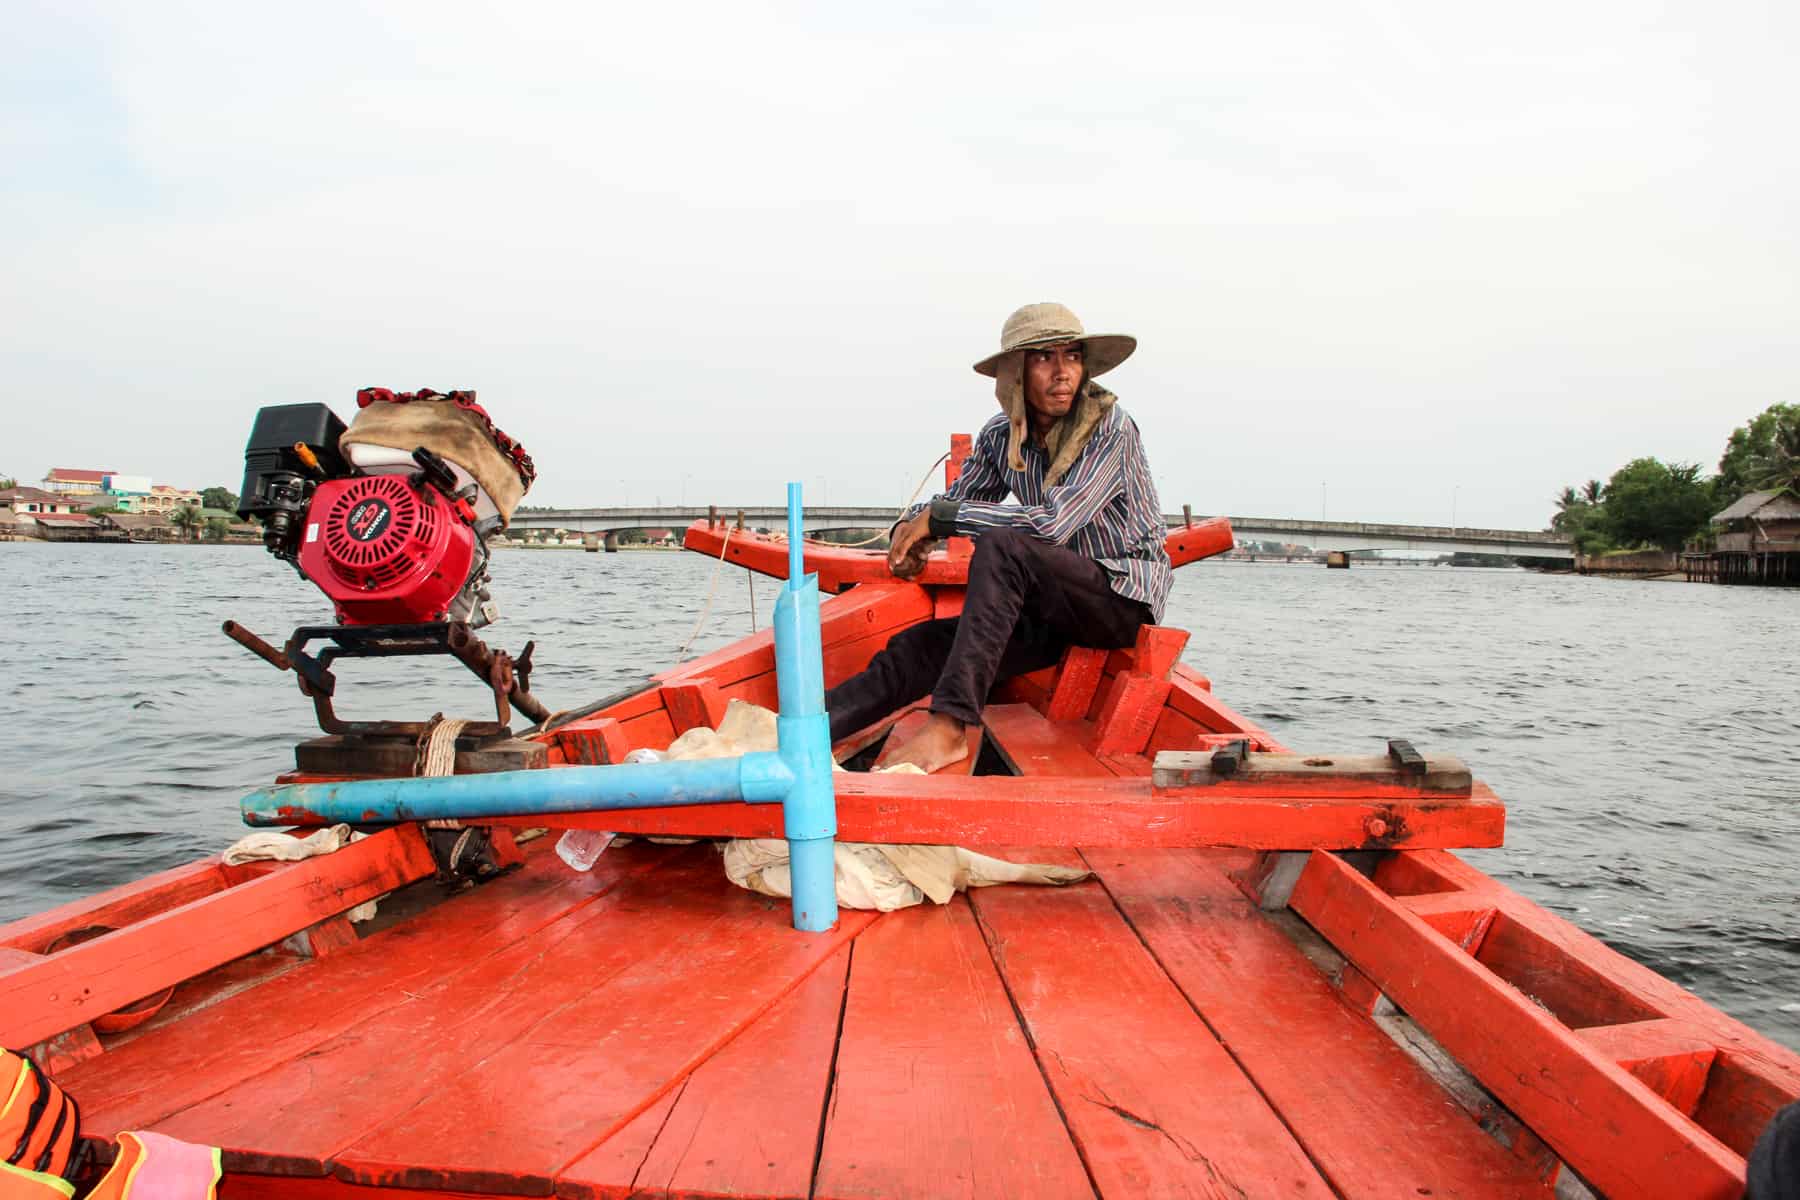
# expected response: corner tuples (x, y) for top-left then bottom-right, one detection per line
(927, 497), (961, 538)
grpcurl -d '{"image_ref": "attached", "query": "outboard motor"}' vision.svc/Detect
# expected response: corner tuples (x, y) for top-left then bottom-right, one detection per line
(225, 389), (551, 746)
(238, 389), (531, 628)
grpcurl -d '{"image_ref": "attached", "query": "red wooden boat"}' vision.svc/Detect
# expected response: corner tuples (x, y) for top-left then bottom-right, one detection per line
(3, 443), (1796, 1200)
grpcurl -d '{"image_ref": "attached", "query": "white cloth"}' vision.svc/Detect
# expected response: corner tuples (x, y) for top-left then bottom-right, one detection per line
(222, 823), (380, 922)
(668, 699), (1090, 910)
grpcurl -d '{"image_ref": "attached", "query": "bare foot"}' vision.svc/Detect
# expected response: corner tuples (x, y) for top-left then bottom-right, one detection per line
(882, 713), (970, 773)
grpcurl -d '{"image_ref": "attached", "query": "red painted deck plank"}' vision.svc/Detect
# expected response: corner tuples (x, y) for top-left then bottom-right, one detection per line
(1290, 851), (1744, 1200)
(967, 875), (1336, 1198)
(813, 900), (1092, 1199)
(140, 847), (727, 1177)
(1095, 849), (1553, 1199)
(331, 879), (874, 1194)
(556, 946), (852, 1200)
(67, 841), (658, 1141)
(981, 704), (1110, 779)
(1, 827), (435, 1048)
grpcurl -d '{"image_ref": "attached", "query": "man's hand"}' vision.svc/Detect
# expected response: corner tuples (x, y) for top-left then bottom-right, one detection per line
(887, 510), (936, 579)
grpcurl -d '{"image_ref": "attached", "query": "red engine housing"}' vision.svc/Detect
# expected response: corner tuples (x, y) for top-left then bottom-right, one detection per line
(296, 476), (477, 625)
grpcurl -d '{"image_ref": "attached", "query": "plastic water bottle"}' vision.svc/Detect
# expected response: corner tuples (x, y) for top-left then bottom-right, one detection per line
(556, 828), (616, 871)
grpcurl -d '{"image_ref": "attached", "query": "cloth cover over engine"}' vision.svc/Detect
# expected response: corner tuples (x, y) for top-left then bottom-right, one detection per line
(340, 389), (534, 526)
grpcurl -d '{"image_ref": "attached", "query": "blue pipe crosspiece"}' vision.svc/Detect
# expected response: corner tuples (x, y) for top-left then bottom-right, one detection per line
(238, 481), (839, 933)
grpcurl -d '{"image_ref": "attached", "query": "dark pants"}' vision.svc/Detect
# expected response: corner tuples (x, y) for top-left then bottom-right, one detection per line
(826, 528), (1152, 742)
(1749, 1101), (1800, 1200)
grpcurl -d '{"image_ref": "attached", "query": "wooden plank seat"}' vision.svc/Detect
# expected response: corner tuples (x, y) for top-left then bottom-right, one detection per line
(486, 767), (1508, 849)
(494, 701), (1505, 852)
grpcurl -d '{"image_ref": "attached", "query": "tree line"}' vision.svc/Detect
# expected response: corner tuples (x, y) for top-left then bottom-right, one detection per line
(1551, 403), (1800, 554)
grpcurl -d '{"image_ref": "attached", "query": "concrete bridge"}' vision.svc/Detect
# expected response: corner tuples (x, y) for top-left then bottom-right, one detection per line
(508, 505), (1571, 563)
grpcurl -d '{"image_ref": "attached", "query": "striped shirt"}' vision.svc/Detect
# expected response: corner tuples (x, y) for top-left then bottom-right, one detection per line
(906, 405), (1172, 620)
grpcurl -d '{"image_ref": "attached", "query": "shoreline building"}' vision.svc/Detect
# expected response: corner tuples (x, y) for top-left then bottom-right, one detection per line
(36, 468), (200, 515)
(136, 484), (202, 514)
(1685, 488), (1800, 585)
(0, 486), (84, 515)
(41, 467), (117, 497)
(97, 473), (153, 510)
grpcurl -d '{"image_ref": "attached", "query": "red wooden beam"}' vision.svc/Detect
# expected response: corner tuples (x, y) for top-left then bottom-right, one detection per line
(1576, 1018), (1718, 1117)
(1289, 851), (1745, 1200)
(0, 828), (434, 1048)
(1372, 848), (1800, 1156)
(494, 771), (1505, 850)
(1044, 646), (1107, 721)
(0, 859), (229, 954)
(660, 677), (726, 734)
(681, 516), (1234, 591)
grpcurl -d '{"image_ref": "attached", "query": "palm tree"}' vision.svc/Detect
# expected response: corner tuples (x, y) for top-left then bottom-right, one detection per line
(1751, 411), (1800, 493)
(1580, 479), (1604, 504)
(168, 505), (201, 542)
(1551, 484), (1597, 533)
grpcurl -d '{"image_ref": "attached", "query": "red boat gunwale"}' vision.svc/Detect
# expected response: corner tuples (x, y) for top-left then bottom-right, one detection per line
(2, 465), (1796, 1200)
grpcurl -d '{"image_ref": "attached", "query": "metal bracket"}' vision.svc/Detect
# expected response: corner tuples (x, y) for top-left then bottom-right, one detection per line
(222, 618), (551, 736)
(1210, 738), (1251, 778)
(1386, 738), (1426, 776)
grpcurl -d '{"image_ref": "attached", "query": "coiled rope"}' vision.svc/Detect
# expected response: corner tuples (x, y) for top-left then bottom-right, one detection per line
(416, 714), (470, 835)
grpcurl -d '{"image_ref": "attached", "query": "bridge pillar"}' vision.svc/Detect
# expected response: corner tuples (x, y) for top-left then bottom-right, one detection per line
(603, 530), (620, 553)
(1326, 550), (1351, 569)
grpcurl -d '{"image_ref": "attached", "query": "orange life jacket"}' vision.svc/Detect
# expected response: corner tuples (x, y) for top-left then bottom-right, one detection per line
(84, 1133), (220, 1200)
(1, 1050), (80, 1200)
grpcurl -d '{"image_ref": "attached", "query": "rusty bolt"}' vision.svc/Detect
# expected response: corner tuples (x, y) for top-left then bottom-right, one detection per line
(1365, 816), (1389, 839)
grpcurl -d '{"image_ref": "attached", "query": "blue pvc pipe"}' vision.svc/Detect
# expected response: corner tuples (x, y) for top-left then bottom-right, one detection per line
(788, 481), (805, 582)
(775, 481), (837, 932)
(240, 750), (795, 826)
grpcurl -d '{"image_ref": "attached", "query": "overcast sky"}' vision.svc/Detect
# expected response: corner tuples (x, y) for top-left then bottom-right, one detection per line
(5, 1), (1796, 529)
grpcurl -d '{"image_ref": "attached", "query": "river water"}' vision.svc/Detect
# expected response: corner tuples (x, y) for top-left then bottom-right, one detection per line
(1, 542), (1795, 1047)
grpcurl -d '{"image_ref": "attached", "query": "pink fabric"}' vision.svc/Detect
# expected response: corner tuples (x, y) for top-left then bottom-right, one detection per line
(114, 1132), (219, 1200)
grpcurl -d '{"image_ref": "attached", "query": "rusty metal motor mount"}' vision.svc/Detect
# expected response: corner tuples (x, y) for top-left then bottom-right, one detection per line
(222, 618), (551, 738)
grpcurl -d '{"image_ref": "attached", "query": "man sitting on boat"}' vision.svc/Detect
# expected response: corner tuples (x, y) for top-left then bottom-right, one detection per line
(826, 302), (1171, 772)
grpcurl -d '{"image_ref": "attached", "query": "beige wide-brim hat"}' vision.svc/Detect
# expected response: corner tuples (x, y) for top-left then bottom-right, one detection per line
(972, 302), (1137, 378)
